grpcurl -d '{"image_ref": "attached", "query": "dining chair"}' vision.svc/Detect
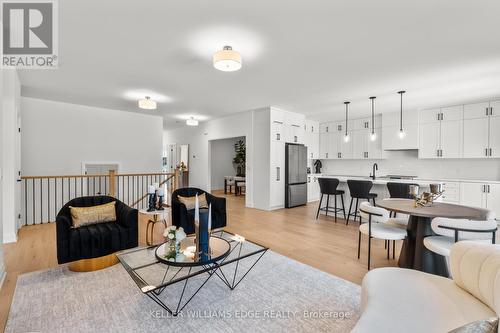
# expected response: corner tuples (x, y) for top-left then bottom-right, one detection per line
(423, 214), (497, 276)
(358, 202), (407, 270)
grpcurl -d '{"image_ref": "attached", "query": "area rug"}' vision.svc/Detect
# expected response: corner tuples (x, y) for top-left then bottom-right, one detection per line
(6, 251), (360, 332)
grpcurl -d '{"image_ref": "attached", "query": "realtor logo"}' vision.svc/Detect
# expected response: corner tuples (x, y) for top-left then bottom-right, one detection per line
(2, 0), (58, 68)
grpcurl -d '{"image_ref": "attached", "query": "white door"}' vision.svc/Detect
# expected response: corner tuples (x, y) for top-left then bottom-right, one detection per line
(440, 120), (462, 158)
(489, 115), (500, 158)
(486, 184), (500, 220)
(463, 118), (490, 158)
(270, 141), (285, 209)
(460, 182), (486, 208)
(419, 122), (440, 158)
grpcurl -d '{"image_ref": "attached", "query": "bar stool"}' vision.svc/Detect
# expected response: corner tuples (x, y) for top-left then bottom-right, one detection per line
(386, 182), (418, 218)
(346, 179), (377, 225)
(316, 178), (346, 222)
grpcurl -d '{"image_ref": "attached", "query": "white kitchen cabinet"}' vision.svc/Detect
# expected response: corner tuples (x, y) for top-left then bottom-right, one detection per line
(271, 120), (285, 142)
(464, 102), (490, 120)
(489, 113), (500, 158)
(440, 120), (462, 158)
(307, 174), (321, 202)
(460, 182), (486, 208)
(486, 184), (500, 219)
(419, 106), (462, 159)
(463, 117), (489, 158)
(382, 111), (419, 150)
(269, 141), (285, 209)
(440, 182), (460, 204)
(419, 122), (440, 158)
(305, 119), (319, 159)
(352, 130), (365, 159)
(319, 132), (329, 159)
(366, 128), (383, 159)
(338, 132), (353, 159)
(328, 132), (338, 159)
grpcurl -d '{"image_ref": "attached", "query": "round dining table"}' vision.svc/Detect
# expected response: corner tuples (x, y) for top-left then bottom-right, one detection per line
(377, 199), (490, 277)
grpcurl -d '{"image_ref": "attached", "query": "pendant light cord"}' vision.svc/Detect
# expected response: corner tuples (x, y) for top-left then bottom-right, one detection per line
(370, 97), (376, 135)
(344, 101), (350, 136)
(398, 91), (405, 131)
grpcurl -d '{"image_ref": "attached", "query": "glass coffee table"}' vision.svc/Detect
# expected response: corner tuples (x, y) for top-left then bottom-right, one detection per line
(117, 230), (268, 316)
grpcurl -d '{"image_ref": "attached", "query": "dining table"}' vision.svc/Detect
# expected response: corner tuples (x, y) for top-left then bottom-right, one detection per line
(377, 199), (490, 277)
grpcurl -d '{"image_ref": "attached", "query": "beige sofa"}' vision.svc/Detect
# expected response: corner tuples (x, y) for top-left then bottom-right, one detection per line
(352, 241), (500, 333)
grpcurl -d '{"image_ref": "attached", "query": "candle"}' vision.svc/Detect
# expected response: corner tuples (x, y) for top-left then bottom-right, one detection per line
(207, 204), (212, 234)
(194, 194), (199, 222)
(148, 185), (155, 194)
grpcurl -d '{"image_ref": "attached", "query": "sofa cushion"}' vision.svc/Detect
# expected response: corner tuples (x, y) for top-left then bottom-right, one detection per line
(352, 267), (495, 333)
(178, 193), (208, 210)
(69, 201), (116, 228)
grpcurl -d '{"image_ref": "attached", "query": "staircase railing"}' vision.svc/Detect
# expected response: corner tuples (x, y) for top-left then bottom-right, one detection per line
(20, 170), (178, 226)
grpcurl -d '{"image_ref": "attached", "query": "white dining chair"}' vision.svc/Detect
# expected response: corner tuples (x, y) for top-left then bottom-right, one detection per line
(358, 202), (407, 270)
(424, 214), (498, 276)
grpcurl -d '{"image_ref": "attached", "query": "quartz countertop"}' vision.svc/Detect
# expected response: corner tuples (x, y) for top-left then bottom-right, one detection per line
(317, 174), (500, 185)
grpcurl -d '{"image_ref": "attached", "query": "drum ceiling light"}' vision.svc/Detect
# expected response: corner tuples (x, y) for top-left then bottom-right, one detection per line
(186, 117), (199, 126)
(138, 96), (157, 110)
(213, 46), (242, 72)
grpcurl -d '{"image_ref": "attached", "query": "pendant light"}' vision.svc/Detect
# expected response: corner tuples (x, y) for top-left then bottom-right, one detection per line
(398, 90), (406, 139)
(343, 101), (350, 142)
(369, 96), (376, 141)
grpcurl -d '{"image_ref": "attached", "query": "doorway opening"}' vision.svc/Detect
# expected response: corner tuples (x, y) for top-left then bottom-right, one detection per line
(209, 136), (246, 196)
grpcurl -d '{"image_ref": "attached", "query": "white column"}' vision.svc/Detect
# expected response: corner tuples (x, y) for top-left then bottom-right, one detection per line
(0, 66), (5, 284)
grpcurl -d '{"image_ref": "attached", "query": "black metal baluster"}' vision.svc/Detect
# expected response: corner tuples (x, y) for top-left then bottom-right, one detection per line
(99, 176), (102, 195)
(93, 177), (96, 195)
(104, 176), (107, 195)
(55, 179), (57, 220)
(24, 180), (27, 226)
(68, 177), (70, 201)
(61, 178), (65, 208)
(80, 177), (83, 197)
(74, 178), (77, 199)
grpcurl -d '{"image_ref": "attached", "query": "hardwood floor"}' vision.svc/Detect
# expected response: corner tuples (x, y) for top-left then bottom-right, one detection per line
(0, 192), (400, 331)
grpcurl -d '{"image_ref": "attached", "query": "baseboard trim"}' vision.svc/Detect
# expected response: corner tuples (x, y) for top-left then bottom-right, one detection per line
(3, 231), (18, 244)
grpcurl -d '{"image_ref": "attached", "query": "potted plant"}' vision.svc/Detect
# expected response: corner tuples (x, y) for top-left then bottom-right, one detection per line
(233, 139), (246, 177)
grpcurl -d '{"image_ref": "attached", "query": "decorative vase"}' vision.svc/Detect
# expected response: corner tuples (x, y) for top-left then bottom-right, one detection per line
(165, 238), (179, 260)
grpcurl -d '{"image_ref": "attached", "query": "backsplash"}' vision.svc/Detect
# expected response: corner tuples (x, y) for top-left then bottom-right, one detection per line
(317, 150), (500, 181)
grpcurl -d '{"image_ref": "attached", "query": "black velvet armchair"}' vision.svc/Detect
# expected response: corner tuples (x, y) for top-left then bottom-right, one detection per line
(56, 196), (138, 264)
(171, 188), (227, 234)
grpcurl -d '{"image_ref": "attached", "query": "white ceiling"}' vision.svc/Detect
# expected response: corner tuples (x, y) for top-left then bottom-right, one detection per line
(19, 0), (500, 129)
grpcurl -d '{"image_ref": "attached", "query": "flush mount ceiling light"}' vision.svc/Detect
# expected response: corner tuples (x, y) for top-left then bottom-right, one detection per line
(186, 117), (199, 126)
(138, 96), (157, 110)
(344, 101), (350, 142)
(398, 90), (406, 139)
(213, 46), (242, 72)
(369, 96), (377, 141)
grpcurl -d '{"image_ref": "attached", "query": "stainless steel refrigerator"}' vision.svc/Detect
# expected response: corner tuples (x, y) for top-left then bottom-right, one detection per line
(285, 143), (307, 208)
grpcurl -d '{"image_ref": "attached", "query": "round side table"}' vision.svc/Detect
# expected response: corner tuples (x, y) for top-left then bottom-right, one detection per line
(139, 209), (170, 246)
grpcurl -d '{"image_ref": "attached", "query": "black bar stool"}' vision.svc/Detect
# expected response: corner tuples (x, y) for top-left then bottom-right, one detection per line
(386, 182), (418, 217)
(316, 178), (346, 222)
(346, 179), (377, 225)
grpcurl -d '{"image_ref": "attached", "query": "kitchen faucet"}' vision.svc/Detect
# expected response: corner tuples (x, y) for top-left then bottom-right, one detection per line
(370, 163), (378, 180)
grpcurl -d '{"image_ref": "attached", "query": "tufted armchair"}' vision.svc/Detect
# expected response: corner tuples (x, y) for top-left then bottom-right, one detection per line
(56, 196), (138, 264)
(171, 188), (226, 234)
(352, 241), (500, 332)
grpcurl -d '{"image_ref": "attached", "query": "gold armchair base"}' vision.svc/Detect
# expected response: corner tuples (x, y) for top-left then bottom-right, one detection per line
(68, 252), (119, 272)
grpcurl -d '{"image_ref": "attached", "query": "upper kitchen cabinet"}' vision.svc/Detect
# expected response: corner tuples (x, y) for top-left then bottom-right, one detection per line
(319, 122), (331, 159)
(270, 108), (285, 142)
(382, 111), (419, 150)
(463, 101), (498, 158)
(284, 112), (305, 144)
(304, 119), (319, 159)
(419, 106), (463, 159)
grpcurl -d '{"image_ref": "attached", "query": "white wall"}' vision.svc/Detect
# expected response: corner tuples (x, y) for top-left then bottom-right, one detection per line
(210, 137), (245, 190)
(320, 150), (500, 181)
(21, 97), (163, 175)
(2, 69), (21, 244)
(163, 111), (254, 207)
(0, 69), (5, 282)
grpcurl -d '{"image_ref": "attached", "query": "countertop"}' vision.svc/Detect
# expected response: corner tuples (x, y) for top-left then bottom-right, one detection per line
(307, 174), (500, 184)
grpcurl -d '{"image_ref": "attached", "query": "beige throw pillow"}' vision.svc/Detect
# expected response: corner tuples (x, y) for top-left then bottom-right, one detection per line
(178, 193), (209, 210)
(70, 201), (117, 228)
